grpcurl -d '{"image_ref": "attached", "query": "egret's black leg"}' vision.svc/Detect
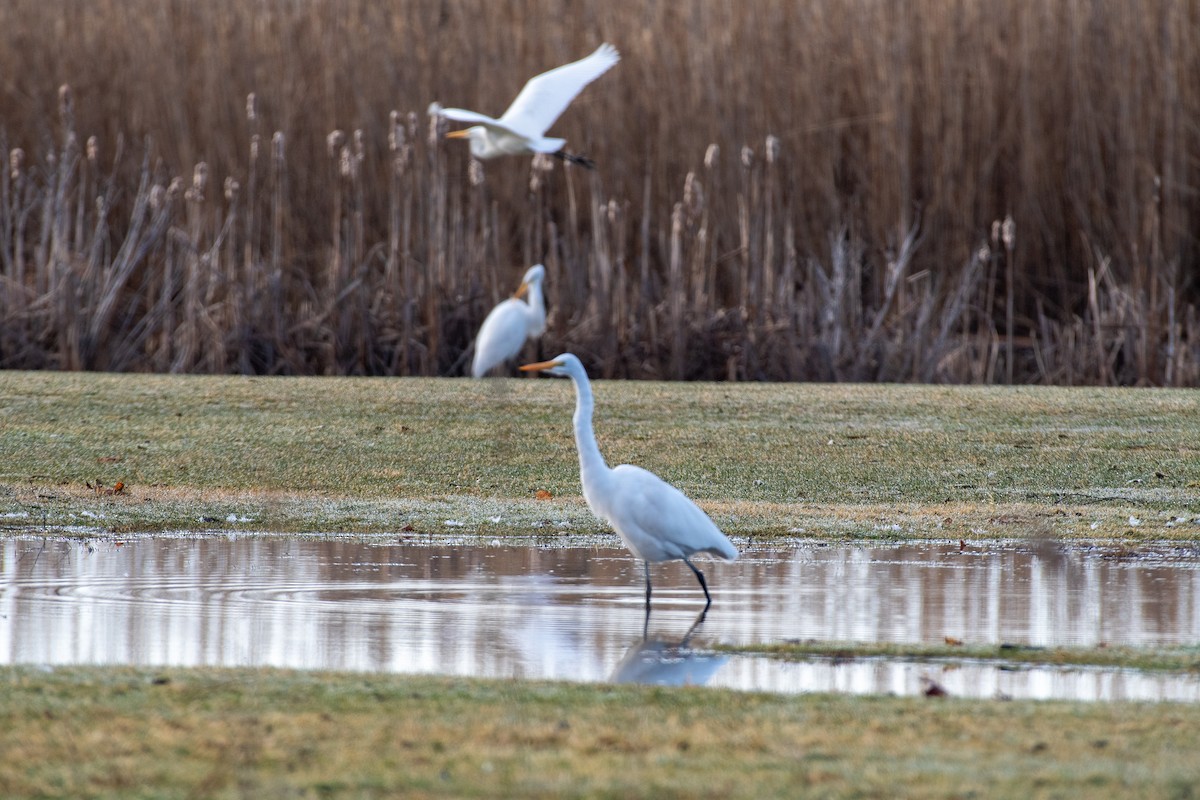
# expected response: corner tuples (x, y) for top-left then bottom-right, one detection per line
(552, 149), (597, 170)
(682, 608), (707, 642)
(682, 557), (712, 610)
(643, 561), (653, 608)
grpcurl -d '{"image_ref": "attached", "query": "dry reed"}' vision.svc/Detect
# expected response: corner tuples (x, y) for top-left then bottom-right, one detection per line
(0, 0), (1196, 383)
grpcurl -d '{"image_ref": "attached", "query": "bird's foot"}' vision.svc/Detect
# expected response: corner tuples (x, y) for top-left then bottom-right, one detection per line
(552, 150), (596, 170)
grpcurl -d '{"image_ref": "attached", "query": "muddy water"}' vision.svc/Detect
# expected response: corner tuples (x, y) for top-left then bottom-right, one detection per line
(1, 536), (1198, 701)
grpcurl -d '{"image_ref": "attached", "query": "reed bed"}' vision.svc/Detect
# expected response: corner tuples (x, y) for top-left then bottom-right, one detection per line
(0, 0), (1196, 383)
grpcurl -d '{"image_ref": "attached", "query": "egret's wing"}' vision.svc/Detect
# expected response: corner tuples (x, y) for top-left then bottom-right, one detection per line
(472, 299), (533, 377)
(439, 108), (533, 143)
(498, 43), (619, 137)
(613, 465), (735, 561)
(438, 107), (500, 126)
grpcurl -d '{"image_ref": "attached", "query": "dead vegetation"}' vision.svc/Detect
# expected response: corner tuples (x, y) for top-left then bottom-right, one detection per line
(0, 0), (1197, 383)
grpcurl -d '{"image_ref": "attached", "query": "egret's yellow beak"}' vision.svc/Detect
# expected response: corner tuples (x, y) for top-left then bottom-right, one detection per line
(512, 281), (530, 299)
(445, 129), (470, 140)
(520, 359), (562, 373)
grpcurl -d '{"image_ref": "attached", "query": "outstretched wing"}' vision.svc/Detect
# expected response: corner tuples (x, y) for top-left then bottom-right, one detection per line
(438, 107), (526, 136)
(498, 43), (620, 138)
(437, 107), (502, 126)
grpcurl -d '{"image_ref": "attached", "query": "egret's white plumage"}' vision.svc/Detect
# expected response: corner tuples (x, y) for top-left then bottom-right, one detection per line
(471, 264), (547, 378)
(520, 353), (738, 608)
(438, 43), (619, 167)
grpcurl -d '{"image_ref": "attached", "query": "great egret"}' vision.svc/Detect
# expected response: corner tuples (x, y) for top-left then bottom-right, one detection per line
(520, 354), (738, 609)
(471, 264), (547, 378)
(437, 43), (619, 168)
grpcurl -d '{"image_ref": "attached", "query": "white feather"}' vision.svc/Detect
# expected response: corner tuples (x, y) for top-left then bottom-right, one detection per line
(471, 264), (547, 378)
(521, 353), (738, 608)
(435, 44), (619, 161)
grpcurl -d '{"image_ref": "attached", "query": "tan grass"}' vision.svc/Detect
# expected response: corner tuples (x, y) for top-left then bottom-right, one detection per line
(2, 666), (1199, 798)
(0, 0), (1197, 383)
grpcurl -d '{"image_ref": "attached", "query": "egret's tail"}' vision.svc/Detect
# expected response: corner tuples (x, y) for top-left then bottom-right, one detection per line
(552, 150), (596, 170)
(719, 540), (739, 561)
(702, 537), (739, 562)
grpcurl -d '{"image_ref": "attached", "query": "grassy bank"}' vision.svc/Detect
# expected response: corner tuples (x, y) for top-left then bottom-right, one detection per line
(1, 371), (1197, 540)
(730, 642), (1200, 674)
(1, 665), (1198, 799)
(3, 374), (1199, 798)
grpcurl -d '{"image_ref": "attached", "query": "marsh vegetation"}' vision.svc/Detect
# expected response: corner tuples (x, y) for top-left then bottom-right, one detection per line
(1, 0), (1197, 382)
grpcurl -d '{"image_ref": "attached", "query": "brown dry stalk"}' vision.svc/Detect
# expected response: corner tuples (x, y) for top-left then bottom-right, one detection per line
(0, 0), (1196, 383)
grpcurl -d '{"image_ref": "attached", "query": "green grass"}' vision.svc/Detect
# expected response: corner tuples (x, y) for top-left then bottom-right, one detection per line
(726, 642), (1200, 673)
(1, 666), (1199, 799)
(2, 374), (1200, 797)
(2, 374), (1200, 537)
(1, 371), (1198, 539)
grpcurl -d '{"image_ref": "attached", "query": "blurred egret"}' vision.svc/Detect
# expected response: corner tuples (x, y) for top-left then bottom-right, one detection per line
(471, 264), (547, 378)
(437, 43), (619, 168)
(520, 354), (738, 608)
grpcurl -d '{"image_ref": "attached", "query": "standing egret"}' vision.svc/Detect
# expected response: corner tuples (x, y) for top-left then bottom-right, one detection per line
(436, 43), (619, 168)
(520, 354), (738, 609)
(471, 264), (547, 378)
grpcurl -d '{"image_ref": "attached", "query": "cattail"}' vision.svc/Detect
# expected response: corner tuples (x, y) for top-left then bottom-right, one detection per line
(327, 130), (345, 158)
(224, 176), (240, 203)
(704, 143), (719, 170)
(683, 171), (704, 219)
(339, 146), (353, 178)
(250, 133), (260, 162)
(189, 162), (209, 202)
(991, 219), (1001, 245)
(607, 199), (620, 226)
(9, 148), (24, 180)
(86, 136), (99, 164)
(246, 92), (258, 122)
(149, 184), (166, 211)
(389, 111), (403, 152)
(468, 158), (485, 187)
(1001, 215), (1015, 249)
(352, 129), (366, 175)
(272, 131), (285, 162)
(427, 110), (442, 148)
(765, 135), (781, 164)
(529, 153), (553, 192)
(167, 177), (184, 202)
(741, 145), (754, 169)
(58, 84), (73, 122)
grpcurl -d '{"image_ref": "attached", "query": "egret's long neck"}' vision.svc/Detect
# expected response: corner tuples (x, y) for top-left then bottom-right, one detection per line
(569, 370), (609, 485)
(526, 282), (546, 335)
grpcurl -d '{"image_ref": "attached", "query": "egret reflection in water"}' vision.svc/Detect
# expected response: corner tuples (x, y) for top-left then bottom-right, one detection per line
(610, 610), (728, 687)
(3, 536), (1200, 701)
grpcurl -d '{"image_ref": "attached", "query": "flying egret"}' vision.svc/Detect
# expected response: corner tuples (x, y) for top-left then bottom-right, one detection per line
(471, 264), (547, 378)
(520, 354), (738, 609)
(437, 43), (619, 168)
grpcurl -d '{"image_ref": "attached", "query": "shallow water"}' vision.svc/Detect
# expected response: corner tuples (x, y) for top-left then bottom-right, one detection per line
(2, 536), (1198, 701)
